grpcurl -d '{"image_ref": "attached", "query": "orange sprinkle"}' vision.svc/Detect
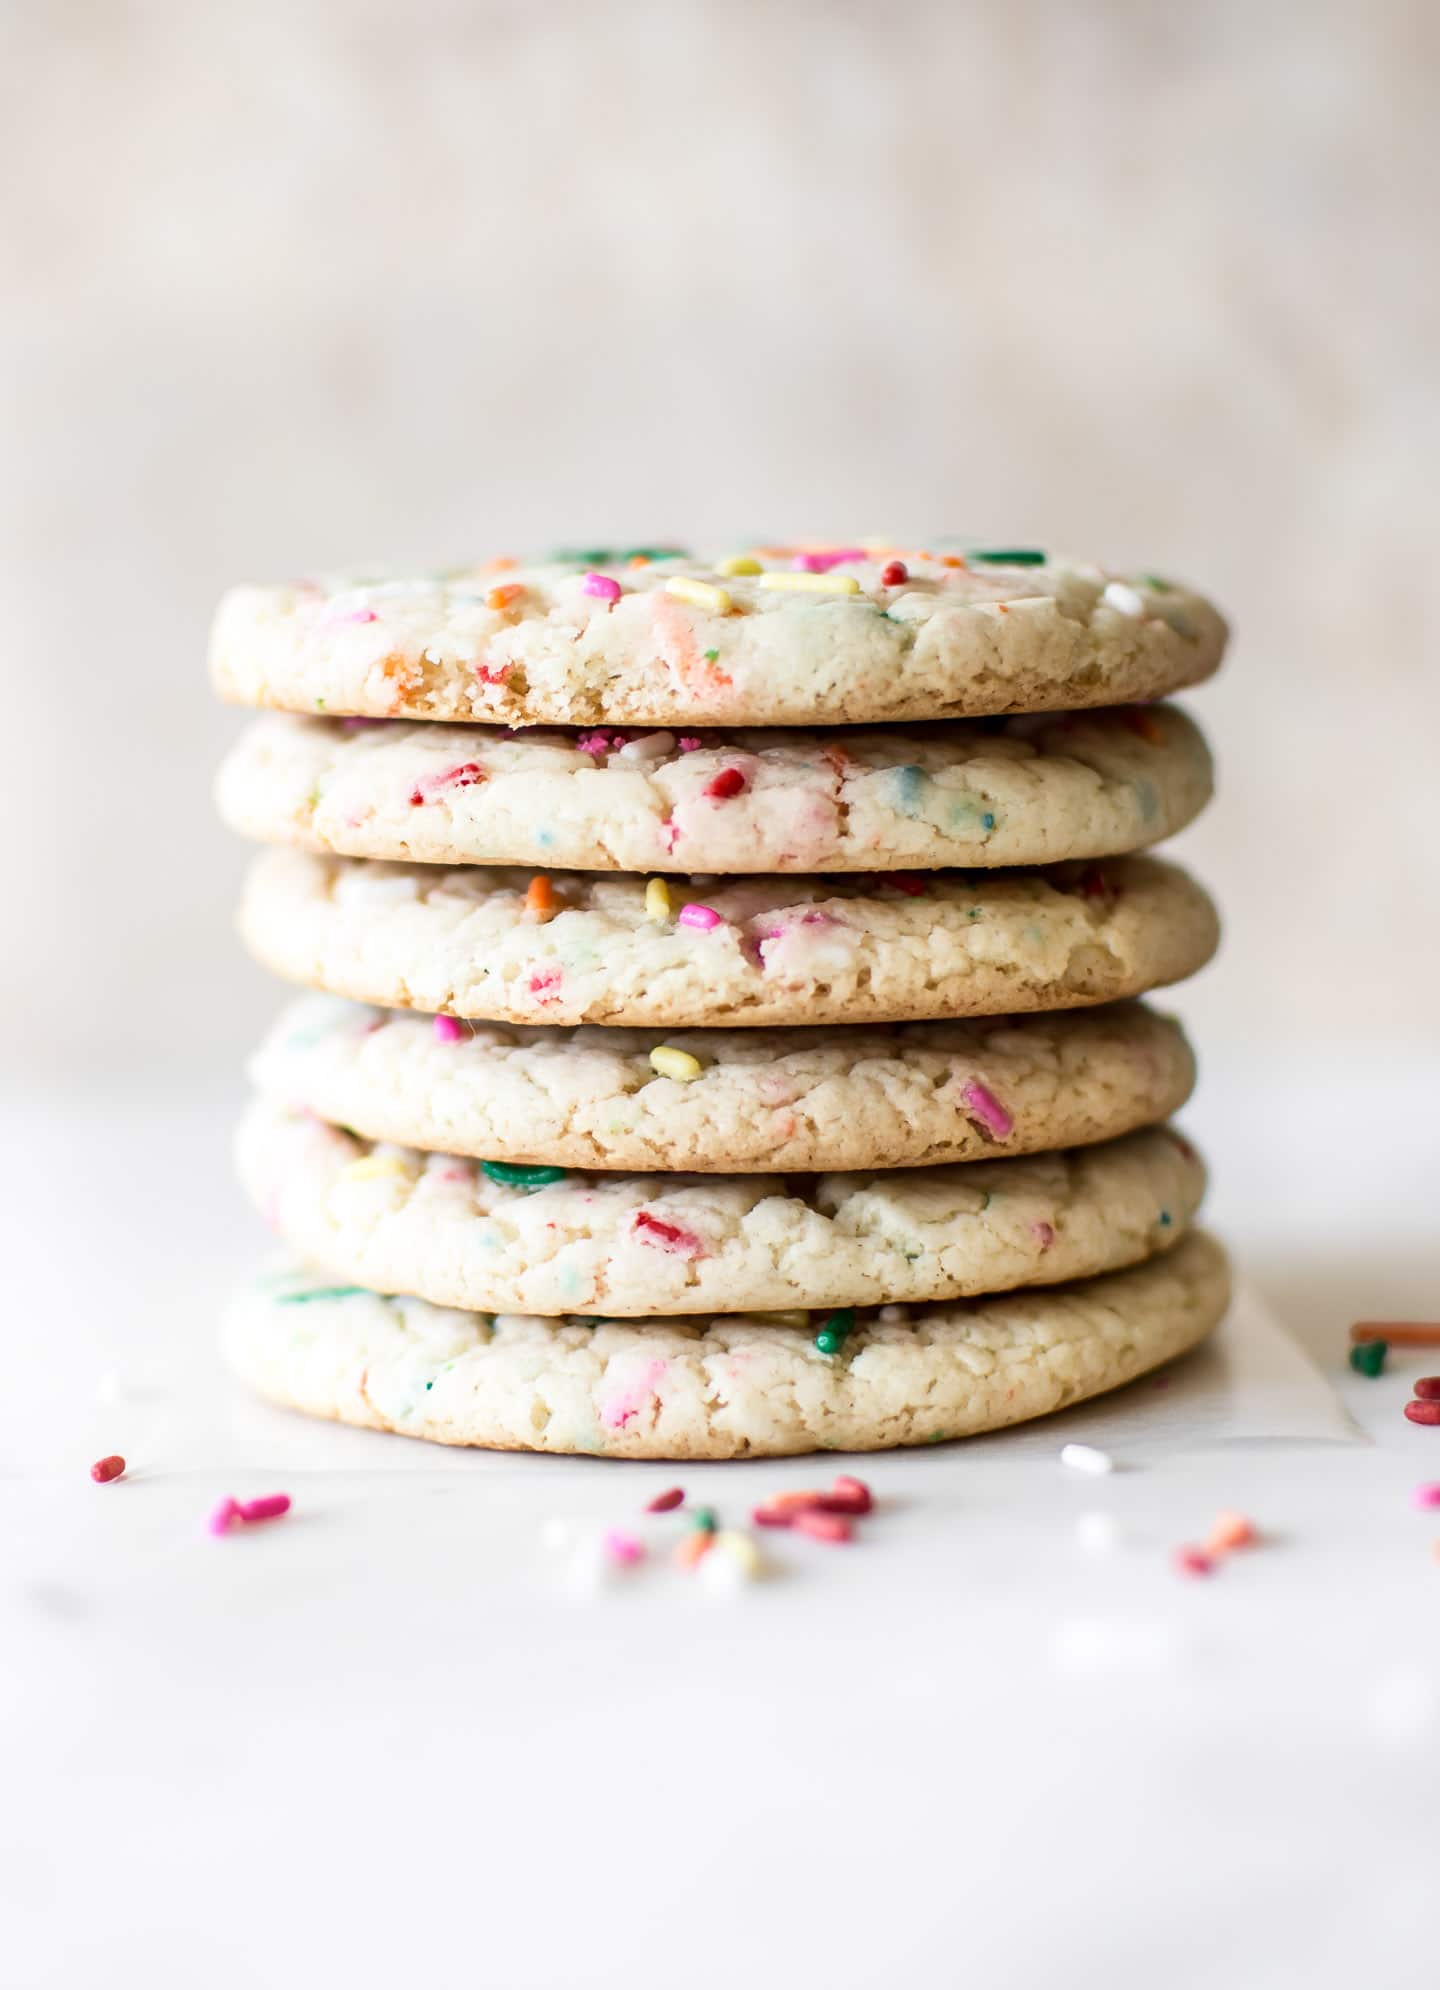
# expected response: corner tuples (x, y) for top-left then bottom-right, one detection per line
(1125, 708), (1164, 745)
(482, 555), (518, 572)
(941, 554), (966, 568)
(1204, 1510), (1258, 1555)
(524, 876), (556, 921)
(674, 1530), (714, 1571)
(486, 583), (525, 611)
(627, 554), (651, 568)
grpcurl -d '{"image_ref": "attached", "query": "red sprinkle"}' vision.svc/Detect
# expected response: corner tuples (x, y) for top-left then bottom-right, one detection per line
(90, 1454), (125, 1484)
(1172, 1545), (1215, 1577)
(883, 873), (928, 896)
(880, 560), (908, 586)
(793, 1509), (853, 1544)
(828, 1474), (873, 1514)
(1074, 865), (1113, 899)
(703, 767), (747, 801)
(1405, 1400), (1440, 1425)
(646, 1487), (685, 1513)
(632, 1211), (705, 1257)
(1414, 1377), (1440, 1401)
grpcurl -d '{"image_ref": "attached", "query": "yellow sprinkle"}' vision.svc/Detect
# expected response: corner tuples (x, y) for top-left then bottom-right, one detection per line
(664, 576), (734, 613)
(715, 554), (763, 577)
(765, 1309), (812, 1328)
(757, 572), (861, 596)
(710, 1530), (762, 1579)
(649, 1045), (703, 1083)
(337, 1155), (410, 1184)
(644, 877), (671, 922)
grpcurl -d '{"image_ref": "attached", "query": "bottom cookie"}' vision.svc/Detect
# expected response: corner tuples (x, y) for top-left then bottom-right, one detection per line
(222, 1231), (1229, 1458)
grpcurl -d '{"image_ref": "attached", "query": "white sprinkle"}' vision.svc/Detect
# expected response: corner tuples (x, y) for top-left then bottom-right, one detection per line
(1101, 581), (1146, 618)
(1061, 1442), (1115, 1476)
(1075, 1510), (1122, 1554)
(878, 1305), (908, 1324)
(616, 731), (675, 763)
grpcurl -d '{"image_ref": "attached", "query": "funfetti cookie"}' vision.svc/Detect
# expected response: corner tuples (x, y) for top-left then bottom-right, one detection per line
(223, 1231), (1230, 1458)
(252, 996), (1198, 1174)
(216, 705), (1213, 874)
(238, 850), (1220, 1030)
(236, 1098), (1205, 1317)
(209, 547), (1227, 728)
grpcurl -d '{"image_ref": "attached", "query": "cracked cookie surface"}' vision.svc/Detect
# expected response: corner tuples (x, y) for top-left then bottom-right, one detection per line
(237, 1097), (1205, 1316)
(222, 1231), (1229, 1457)
(252, 995), (1197, 1173)
(239, 850), (1219, 1028)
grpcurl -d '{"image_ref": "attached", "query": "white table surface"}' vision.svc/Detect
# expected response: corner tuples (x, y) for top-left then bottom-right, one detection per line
(3, 1060), (1438, 1990)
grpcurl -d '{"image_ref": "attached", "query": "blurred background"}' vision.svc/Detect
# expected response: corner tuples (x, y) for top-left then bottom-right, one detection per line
(3, 0), (1436, 1235)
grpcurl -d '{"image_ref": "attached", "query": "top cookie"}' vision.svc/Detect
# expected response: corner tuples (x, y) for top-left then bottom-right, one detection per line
(210, 545), (1227, 728)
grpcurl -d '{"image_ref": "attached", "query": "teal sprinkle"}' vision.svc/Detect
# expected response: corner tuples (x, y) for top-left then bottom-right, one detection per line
(481, 1160), (568, 1190)
(275, 1284), (368, 1305)
(892, 765), (927, 816)
(548, 547), (616, 565)
(424, 1379), (434, 1391)
(1158, 1209), (1172, 1227)
(691, 1507), (718, 1534)
(967, 548), (1046, 567)
(814, 1308), (855, 1356)
(1349, 1340), (1387, 1378)
(980, 811), (996, 831)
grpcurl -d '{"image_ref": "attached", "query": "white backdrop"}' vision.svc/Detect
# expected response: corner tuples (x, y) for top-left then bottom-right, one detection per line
(3, 0), (1437, 1088)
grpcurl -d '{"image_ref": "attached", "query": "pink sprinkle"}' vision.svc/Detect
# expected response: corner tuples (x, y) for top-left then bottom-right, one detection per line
(677, 736), (704, 753)
(575, 729), (616, 756)
(528, 968), (563, 1002)
(791, 548), (866, 573)
(602, 1529), (646, 1566)
(207, 1497), (242, 1537)
(581, 572), (622, 603)
(1032, 1221), (1056, 1248)
(793, 1509), (853, 1544)
(632, 1211), (705, 1257)
(331, 607), (379, 625)
(678, 903), (723, 931)
(1172, 1545), (1215, 1578)
(236, 1494), (292, 1524)
(432, 1014), (465, 1044)
(960, 1079), (1014, 1141)
(1412, 1484), (1440, 1510)
(646, 1486), (685, 1513)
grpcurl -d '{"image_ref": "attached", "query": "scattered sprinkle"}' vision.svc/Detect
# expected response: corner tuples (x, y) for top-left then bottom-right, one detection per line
(650, 1045), (704, 1083)
(758, 571), (860, 596)
(959, 1079), (1014, 1141)
(1404, 1400), (1440, 1426)
(880, 560), (908, 586)
(1172, 1545), (1214, 1578)
(678, 902), (723, 931)
(602, 1529), (645, 1566)
(715, 555), (762, 577)
(485, 583), (525, 611)
(766, 1309), (812, 1327)
(673, 1530), (714, 1571)
(481, 1160), (567, 1190)
(580, 572), (622, 603)
(337, 1154), (410, 1185)
(1204, 1510), (1257, 1554)
(632, 1210), (704, 1256)
(703, 766), (748, 801)
(826, 1475), (873, 1515)
(791, 548), (865, 573)
(676, 735), (703, 753)
(524, 875), (556, 922)
(90, 1455), (125, 1484)
(208, 1497), (242, 1537)
(646, 1487), (685, 1514)
(1060, 1443), (1115, 1476)
(1102, 581), (1146, 617)
(432, 1014), (466, 1044)
(690, 1506), (718, 1534)
(1349, 1340), (1388, 1377)
(968, 548), (1046, 566)
(208, 1493), (292, 1537)
(1414, 1377), (1440, 1401)
(1351, 1321), (1440, 1347)
(664, 576), (733, 614)
(814, 1309), (855, 1357)
(793, 1509), (853, 1544)
(644, 877), (672, 922)
(1124, 707), (1165, 745)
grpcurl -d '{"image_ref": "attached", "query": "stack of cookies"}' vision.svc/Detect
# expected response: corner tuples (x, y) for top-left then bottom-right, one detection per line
(211, 543), (1230, 1460)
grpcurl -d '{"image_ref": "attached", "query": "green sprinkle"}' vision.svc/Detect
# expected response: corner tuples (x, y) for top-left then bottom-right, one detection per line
(1140, 573), (1173, 591)
(703, 648), (719, 662)
(314, 697), (326, 710)
(549, 547), (616, 565)
(967, 548), (1046, 566)
(275, 1284), (368, 1305)
(1349, 1340), (1388, 1378)
(691, 1507), (718, 1534)
(814, 1308), (855, 1356)
(481, 1160), (568, 1190)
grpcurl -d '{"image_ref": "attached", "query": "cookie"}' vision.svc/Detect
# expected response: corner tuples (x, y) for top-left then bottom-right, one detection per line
(216, 705), (1213, 874)
(238, 850), (1219, 1029)
(209, 547), (1226, 728)
(222, 1230), (1230, 1458)
(253, 995), (1197, 1174)
(236, 1098), (1204, 1316)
